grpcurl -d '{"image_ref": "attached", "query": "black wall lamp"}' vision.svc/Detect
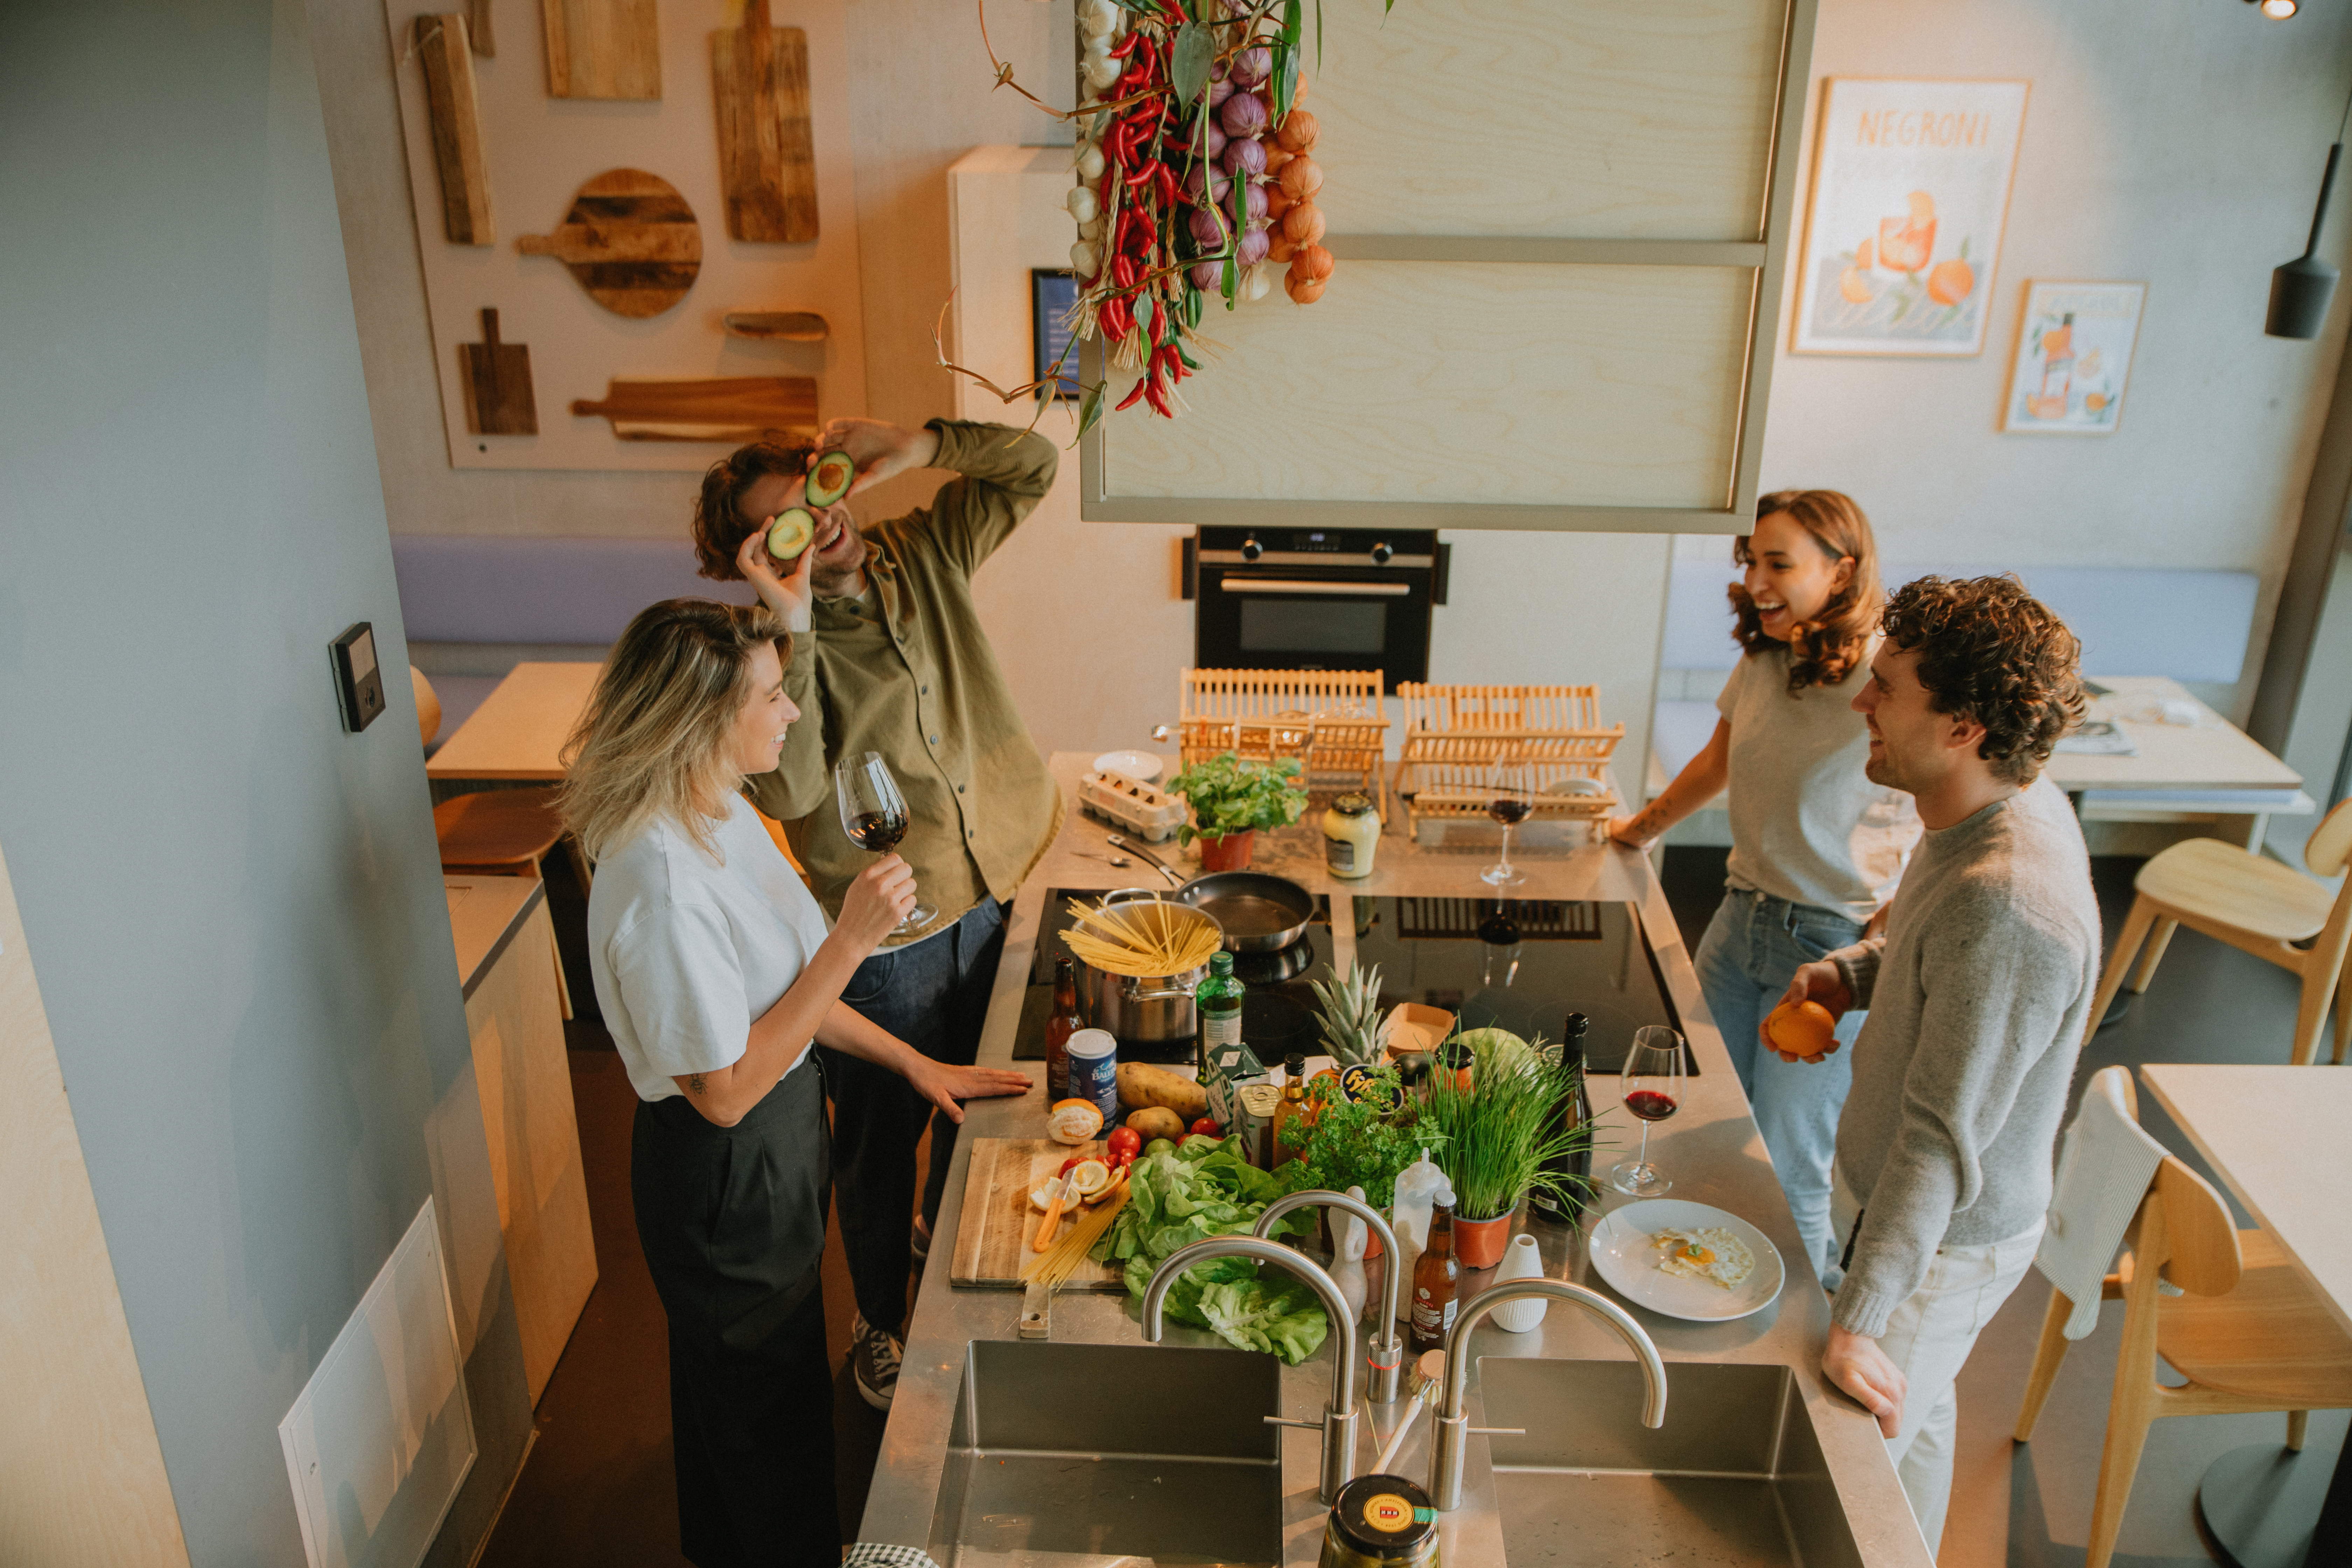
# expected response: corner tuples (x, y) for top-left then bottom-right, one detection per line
(2269, 82), (2352, 339)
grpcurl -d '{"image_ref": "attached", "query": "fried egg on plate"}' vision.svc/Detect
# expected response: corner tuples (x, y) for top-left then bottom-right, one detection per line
(1652, 1226), (1755, 1290)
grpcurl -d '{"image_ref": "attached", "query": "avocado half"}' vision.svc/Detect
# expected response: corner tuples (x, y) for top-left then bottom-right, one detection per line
(766, 506), (816, 561)
(804, 449), (856, 508)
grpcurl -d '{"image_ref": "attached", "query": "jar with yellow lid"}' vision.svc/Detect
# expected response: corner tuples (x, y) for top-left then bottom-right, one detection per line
(1322, 792), (1380, 880)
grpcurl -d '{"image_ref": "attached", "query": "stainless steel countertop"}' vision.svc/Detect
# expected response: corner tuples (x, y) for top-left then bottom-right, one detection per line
(860, 754), (1932, 1567)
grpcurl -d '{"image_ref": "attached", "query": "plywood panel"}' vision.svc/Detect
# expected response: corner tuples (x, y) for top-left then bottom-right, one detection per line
(0, 840), (191, 1567)
(1104, 262), (1752, 509)
(1310, 0), (1788, 240)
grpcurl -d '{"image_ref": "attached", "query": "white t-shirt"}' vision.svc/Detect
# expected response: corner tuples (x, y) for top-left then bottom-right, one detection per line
(587, 794), (834, 1103)
(1717, 643), (1920, 923)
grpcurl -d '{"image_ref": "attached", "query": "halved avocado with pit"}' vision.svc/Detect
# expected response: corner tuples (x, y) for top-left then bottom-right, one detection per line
(804, 449), (856, 508)
(766, 506), (817, 561)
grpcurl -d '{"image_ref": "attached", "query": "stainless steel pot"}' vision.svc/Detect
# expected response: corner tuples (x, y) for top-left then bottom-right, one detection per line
(1070, 898), (1223, 1051)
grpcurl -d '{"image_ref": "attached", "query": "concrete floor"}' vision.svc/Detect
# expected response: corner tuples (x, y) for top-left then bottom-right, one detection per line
(476, 845), (2347, 1564)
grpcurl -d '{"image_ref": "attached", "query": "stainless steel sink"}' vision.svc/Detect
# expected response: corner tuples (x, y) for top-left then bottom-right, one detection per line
(1477, 1359), (1864, 1568)
(926, 1339), (1286, 1568)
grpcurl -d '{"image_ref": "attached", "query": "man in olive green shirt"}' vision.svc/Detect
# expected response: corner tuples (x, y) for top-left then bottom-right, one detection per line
(692, 416), (1060, 1407)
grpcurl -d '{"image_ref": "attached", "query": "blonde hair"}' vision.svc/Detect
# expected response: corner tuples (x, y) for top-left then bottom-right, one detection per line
(558, 598), (789, 861)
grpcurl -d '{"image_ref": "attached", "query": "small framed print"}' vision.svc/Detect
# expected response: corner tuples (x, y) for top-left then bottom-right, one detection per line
(1031, 269), (1080, 401)
(2001, 281), (2146, 434)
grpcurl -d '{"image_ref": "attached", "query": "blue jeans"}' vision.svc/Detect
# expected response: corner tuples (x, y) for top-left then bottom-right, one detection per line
(1692, 888), (1865, 1286)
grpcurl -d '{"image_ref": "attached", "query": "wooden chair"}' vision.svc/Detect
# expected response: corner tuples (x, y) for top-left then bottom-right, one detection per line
(2013, 1074), (2352, 1568)
(1177, 668), (1388, 803)
(1391, 683), (1624, 836)
(434, 786), (582, 1019)
(412, 666), (442, 749)
(2085, 798), (2352, 1064)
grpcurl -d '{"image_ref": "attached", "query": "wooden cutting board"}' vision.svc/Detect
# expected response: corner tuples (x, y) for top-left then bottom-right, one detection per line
(710, 4), (818, 243)
(722, 310), (829, 341)
(569, 376), (817, 442)
(458, 309), (538, 435)
(949, 1138), (1128, 1292)
(413, 14), (493, 244)
(518, 169), (701, 318)
(541, 0), (659, 99)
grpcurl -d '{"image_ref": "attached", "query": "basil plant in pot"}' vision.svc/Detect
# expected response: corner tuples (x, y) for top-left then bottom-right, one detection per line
(1419, 1030), (1596, 1268)
(1167, 751), (1307, 871)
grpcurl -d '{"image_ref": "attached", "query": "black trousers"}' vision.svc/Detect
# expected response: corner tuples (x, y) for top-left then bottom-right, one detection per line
(632, 1062), (840, 1568)
(822, 896), (1007, 1333)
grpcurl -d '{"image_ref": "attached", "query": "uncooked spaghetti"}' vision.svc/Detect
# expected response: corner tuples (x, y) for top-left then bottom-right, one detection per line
(1060, 896), (1221, 976)
(1019, 1175), (1132, 1288)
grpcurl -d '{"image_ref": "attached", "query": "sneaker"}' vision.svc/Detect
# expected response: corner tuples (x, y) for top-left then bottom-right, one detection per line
(850, 1314), (902, 1410)
(910, 1214), (933, 1267)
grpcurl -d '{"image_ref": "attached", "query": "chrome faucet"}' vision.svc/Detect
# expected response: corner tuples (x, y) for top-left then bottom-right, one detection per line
(1141, 1233), (1362, 1502)
(1252, 1188), (1409, 1405)
(1428, 1278), (1667, 1510)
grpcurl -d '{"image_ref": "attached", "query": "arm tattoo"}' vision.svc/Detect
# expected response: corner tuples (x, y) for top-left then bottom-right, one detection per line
(687, 1073), (706, 1096)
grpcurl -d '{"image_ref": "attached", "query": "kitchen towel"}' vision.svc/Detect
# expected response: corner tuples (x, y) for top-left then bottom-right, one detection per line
(2034, 1066), (2170, 1339)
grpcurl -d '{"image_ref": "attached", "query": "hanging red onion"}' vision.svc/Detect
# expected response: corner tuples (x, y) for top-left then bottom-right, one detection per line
(1202, 119), (1228, 160)
(1208, 76), (1235, 108)
(1182, 163), (1231, 206)
(1243, 181), (1269, 223)
(1236, 227), (1271, 265)
(1219, 90), (1267, 139)
(1188, 206), (1230, 247)
(1222, 136), (1267, 177)
(1190, 259), (1225, 288)
(1230, 47), (1273, 88)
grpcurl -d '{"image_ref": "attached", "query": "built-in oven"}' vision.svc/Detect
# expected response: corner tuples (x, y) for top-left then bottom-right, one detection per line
(1183, 526), (1447, 691)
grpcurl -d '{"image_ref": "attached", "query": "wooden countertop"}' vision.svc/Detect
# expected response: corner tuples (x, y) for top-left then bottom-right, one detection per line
(444, 874), (545, 999)
(425, 662), (601, 782)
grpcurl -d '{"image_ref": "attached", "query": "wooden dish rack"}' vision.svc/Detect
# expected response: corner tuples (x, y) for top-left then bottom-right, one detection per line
(1391, 684), (1624, 838)
(1177, 669), (1389, 806)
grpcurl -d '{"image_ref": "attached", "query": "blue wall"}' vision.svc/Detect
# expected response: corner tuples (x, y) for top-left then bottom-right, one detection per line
(0, 0), (527, 1560)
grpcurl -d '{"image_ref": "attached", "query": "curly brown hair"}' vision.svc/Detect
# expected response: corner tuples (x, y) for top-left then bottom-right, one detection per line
(690, 439), (817, 581)
(1880, 575), (2086, 785)
(1729, 489), (1883, 693)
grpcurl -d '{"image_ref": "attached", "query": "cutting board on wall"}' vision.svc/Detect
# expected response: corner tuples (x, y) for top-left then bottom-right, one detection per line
(570, 376), (816, 441)
(949, 1138), (1127, 1292)
(540, 0), (659, 99)
(458, 309), (538, 434)
(413, 13), (493, 244)
(517, 169), (701, 318)
(710, 4), (818, 243)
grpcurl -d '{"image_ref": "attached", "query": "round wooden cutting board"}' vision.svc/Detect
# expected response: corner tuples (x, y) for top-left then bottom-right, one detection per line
(517, 168), (702, 318)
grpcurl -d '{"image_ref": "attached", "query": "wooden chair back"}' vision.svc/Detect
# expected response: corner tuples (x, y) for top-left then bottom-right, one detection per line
(2143, 1157), (2243, 1298)
(2303, 796), (2352, 879)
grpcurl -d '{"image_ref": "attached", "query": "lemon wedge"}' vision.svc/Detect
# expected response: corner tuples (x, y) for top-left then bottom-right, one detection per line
(1067, 1159), (1113, 1202)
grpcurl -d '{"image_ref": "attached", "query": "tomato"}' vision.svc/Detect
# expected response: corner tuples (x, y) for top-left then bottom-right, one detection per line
(1105, 1126), (1143, 1166)
(1190, 1116), (1223, 1138)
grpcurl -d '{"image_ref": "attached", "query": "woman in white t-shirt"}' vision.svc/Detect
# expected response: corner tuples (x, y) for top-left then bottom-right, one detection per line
(1608, 492), (1919, 1284)
(560, 599), (1030, 1568)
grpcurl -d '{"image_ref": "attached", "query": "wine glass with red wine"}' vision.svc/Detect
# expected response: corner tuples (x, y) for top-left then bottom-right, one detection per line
(834, 751), (936, 935)
(1480, 756), (1533, 888)
(1610, 1025), (1683, 1196)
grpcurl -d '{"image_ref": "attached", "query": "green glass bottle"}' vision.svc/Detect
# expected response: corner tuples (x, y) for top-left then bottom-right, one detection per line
(1195, 950), (1246, 1076)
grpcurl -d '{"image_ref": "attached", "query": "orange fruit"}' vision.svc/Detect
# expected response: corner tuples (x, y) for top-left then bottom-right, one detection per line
(1839, 266), (1874, 304)
(1854, 236), (1875, 269)
(1766, 999), (1839, 1057)
(2085, 391), (2109, 412)
(1926, 258), (1974, 305)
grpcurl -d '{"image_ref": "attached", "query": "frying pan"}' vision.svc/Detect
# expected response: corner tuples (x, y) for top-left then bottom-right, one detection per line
(1111, 870), (1318, 953)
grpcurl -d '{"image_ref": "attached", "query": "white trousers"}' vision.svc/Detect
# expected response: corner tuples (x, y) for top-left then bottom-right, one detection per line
(1832, 1168), (2042, 1559)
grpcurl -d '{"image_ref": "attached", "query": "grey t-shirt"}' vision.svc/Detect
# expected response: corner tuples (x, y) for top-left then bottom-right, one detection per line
(1826, 777), (2102, 1338)
(1717, 644), (1919, 922)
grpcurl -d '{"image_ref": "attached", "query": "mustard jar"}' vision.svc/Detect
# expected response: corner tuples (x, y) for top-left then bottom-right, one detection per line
(1322, 792), (1380, 880)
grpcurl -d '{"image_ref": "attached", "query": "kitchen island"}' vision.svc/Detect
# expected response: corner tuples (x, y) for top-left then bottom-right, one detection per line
(861, 753), (1931, 1568)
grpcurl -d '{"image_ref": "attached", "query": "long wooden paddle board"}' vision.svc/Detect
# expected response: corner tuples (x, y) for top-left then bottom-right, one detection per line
(710, 4), (818, 243)
(413, 13), (493, 244)
(569, 376), (817, 442)
(949, 1137), (1127, 1292)
(518, 169), (701, 318)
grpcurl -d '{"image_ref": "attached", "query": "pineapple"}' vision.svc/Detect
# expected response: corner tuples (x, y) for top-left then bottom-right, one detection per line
(1310, 962), (1392, 1067)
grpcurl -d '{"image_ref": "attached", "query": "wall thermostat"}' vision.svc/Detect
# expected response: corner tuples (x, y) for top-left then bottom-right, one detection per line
(332, 622), (385, 733)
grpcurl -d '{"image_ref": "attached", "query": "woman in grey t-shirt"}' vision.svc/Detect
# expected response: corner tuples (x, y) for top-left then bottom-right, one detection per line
(1609, 492), (1919, 1282)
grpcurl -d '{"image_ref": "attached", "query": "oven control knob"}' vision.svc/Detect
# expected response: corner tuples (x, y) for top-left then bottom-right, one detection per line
(1240, 537), (1263, 561)
(1370, 540), (1394, 565)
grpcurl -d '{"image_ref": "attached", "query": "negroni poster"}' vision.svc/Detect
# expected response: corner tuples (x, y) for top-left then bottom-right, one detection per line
(1792, 79), (2030, 356)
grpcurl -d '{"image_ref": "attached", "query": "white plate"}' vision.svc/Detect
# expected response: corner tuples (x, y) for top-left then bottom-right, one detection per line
(1588, 1199), (1785, 1323)
(1092, 749), (1162, 782)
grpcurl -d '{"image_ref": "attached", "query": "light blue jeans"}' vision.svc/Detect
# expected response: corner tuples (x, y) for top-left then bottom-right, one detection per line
(1692, 888), (1866, 1286)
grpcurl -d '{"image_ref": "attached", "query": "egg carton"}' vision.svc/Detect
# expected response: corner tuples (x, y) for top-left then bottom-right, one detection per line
(1077, 769), (1186, 843)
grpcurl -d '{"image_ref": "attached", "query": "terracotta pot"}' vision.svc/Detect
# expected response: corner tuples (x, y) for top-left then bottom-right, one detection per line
(1195, 829), (1255, 872)
(1454, 1212), (1513, 1270)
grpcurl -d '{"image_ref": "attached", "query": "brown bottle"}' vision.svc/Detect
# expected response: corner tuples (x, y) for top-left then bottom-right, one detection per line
(1408, 1200), (1460, 1356)
(1272, 1052), (1311, 1167)
(1043, 955), (1082, 1103)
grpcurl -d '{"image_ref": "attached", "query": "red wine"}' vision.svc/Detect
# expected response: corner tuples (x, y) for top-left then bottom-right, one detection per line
(1624, 1089), (1678, 1122)
(847, 810), (908, 853)
(1488, 797), (1532, 826)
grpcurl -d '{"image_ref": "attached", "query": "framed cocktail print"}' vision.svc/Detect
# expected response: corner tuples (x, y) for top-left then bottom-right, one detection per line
(1792, 78), (2029, 356)
(2001, 281), (2145, 434)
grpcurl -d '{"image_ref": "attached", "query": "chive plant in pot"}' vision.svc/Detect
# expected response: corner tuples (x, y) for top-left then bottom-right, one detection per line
(1419, 1031), (1595, 1268)
(1168, 751), (1307, 871)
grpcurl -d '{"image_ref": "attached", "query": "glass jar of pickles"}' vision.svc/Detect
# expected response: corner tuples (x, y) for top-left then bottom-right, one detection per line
(1322, 792), (1380, 880)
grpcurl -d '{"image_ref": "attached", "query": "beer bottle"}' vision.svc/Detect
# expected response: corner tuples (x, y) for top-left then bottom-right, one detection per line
(1408, 1199), (1461, 1356)
(1195, 950), (1246, 1075)
(1043, 955), (1083, 1103)
(1529, 1013), (1594, 1224)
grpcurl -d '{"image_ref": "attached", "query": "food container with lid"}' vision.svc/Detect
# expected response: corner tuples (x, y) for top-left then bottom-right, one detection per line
(1322, 791), (1381, 879)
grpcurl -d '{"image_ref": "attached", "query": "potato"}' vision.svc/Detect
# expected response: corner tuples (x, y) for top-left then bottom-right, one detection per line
(1125, 1105), (1186, 1143)
(1116, 1060), (1208, 1119)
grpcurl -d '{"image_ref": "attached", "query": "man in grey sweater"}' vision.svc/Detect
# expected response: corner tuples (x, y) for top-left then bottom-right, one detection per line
(1773, 575), (2099, 1557)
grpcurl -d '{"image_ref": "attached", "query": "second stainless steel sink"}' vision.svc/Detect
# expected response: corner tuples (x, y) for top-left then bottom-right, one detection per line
(1477, 1358), (1865, 1568)
(926, 1339), (1286, 1568)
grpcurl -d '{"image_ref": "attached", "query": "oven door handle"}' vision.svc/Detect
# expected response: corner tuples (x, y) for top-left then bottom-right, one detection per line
(1217, 578), (1412, 597)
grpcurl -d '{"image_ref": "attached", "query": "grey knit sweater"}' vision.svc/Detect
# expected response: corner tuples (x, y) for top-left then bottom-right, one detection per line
(1826, 777), (2101, 1338)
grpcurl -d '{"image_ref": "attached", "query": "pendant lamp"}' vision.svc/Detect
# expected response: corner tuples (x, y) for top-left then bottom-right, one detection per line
(2269, 84), (2352, 339)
